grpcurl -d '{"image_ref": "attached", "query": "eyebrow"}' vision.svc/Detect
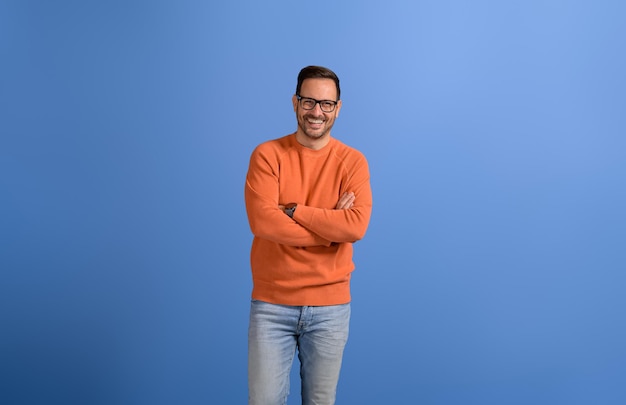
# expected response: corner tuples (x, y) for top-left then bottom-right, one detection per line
(299, 96), (337, 102)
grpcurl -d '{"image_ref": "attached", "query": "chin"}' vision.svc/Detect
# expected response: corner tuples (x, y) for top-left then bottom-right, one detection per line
(305, 131), (327, 140)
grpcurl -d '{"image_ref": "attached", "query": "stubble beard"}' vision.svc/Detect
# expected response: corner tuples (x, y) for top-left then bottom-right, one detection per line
(298, 114), (333, 140)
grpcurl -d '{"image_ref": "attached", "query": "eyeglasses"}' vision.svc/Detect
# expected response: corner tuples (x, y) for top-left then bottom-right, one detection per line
(296, 95), (338, 113)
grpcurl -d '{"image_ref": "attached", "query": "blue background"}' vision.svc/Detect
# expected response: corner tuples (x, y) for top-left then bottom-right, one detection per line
(2, 1), (625, 404)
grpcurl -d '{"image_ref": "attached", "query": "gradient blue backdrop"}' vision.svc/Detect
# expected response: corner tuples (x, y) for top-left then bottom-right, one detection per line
(2, 1), (625, 404)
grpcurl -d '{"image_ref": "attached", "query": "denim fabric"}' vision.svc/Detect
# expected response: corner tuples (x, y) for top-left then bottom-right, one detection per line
(248, 300), (350, 405)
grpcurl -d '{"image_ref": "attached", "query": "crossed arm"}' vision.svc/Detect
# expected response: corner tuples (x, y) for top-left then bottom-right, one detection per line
(246, 183), (362, 247)
(246, 183), (371, 246)
(245, 147), (372, 247)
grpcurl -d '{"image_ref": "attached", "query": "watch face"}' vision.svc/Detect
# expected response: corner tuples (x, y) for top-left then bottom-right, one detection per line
(285, 203), (296, 218)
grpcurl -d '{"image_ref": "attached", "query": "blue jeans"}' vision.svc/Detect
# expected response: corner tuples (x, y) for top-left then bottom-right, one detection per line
(248, 300), (351, 405)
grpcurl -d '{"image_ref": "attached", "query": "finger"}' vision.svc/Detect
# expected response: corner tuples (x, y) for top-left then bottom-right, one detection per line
(339, 198), (355, 210)
(341, 193), (355, 207)
(336, 192), (355, 209)
(335, 194), (347, 209)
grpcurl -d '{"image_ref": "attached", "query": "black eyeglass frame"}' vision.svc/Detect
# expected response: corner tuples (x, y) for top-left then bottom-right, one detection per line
(296, 95), (339, 113)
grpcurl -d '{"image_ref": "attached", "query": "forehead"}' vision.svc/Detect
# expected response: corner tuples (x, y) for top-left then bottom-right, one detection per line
(300, 78), (338, 100)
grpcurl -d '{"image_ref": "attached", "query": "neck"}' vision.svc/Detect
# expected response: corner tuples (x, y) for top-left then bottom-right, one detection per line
(295, 131), (331, 151)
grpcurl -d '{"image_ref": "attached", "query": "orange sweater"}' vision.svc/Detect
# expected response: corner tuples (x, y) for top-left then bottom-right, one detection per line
(245, 134), (372, 306)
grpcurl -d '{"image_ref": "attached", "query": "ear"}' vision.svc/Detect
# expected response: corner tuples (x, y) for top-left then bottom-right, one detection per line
(334, 100), (342, 117)
(292, 94), (299, 112)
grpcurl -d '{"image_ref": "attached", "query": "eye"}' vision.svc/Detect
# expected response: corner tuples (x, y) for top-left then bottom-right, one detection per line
(302, 99), (316, 108)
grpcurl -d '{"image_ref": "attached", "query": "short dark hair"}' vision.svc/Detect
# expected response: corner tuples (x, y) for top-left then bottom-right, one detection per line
(296, 66), (341, 101)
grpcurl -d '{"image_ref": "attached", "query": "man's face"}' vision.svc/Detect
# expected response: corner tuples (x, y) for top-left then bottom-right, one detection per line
(293, 78), (342, 143)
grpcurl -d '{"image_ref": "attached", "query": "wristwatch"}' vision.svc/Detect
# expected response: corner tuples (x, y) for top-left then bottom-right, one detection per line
(284, 203), (297, 218)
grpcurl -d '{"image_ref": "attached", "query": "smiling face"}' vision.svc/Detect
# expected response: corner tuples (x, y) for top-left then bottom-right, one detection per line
(292, 78), (342, 150)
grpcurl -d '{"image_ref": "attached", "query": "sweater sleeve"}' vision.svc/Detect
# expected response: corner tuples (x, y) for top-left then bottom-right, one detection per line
(245, 146), (332, 247)
(293, 153), (372, 243)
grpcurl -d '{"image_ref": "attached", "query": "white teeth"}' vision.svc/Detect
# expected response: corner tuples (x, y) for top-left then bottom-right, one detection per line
(307, 118), (323, 124)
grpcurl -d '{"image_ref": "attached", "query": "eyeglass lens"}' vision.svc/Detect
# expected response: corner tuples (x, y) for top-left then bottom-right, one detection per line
(300, 97), (336, 112)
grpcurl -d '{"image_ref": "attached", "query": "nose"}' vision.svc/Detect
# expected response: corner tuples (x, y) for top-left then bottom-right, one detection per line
(312, 102), (325, 114)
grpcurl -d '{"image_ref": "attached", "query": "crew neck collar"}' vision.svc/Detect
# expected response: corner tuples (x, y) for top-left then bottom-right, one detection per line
(291, 133), (334, 155)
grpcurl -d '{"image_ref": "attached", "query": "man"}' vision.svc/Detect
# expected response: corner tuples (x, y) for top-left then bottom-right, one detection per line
(244, 65), (372, 405)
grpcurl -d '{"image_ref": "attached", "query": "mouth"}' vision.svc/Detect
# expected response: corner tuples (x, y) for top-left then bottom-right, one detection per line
(306, 117), (324, 128)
